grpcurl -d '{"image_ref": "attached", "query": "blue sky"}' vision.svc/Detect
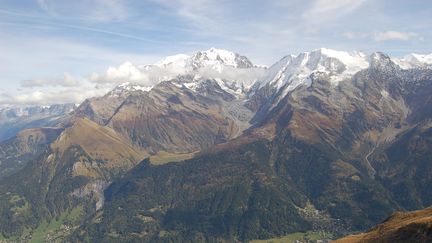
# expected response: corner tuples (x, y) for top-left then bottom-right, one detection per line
(0, 0), (431, 105)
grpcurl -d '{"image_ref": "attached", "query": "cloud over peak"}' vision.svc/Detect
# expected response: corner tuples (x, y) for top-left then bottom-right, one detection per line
(374, 31), (421, 42)
(0, 0), (430, 106)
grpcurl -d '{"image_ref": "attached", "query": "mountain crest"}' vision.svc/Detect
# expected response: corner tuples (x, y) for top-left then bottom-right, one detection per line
(155, 48), (255, 71)
(393, 52), (432, 69)
(369, 52), (400, 74)
(255, 48), (369, 93)
(191, 47), (254, 69)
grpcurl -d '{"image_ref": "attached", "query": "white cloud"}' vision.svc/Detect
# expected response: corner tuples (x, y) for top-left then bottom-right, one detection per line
(37, 0), (50, 12)
(343, 31), (370, 39)
(90, 0), (129, 22)
(303, 0), (367, 20)
(149, 0), (224, 34)
(89, 57), (267, 89)
(1, 0), (430, 106)
(89, 62), (186, 87)
(0, 55), (267, 106)
(91, 62), (144, 84)
(0, 36), (161, 106)
(0, 86), (110, 106)
(374, 31), (420, 42)
(0, 36), (160, 87)
(342, 31), (422, 42)
(37, 0), (129, 22)
(20, 73), (81, 88)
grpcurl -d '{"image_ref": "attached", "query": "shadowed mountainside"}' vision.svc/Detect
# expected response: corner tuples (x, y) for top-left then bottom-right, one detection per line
(1, 49), (432, 242)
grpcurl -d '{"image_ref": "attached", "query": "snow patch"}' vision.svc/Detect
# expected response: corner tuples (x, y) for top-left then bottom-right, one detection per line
(393, 53), (432, 69)
(103, 48), (264, 98)
(109, 82), (153, 97)
(381, 90), (389, 98)
(196, 47), (239, 67)
(256, 48), (369, 95)
(183, 82), (198, 91)
(155, 54), (190, 67)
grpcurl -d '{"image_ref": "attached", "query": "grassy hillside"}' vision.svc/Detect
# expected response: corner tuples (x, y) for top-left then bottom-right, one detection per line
(335, 207), (432, 243)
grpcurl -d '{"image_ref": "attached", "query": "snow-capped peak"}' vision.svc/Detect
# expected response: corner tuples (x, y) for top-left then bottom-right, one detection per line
(256, 48), (369, 93)
(154, 54), (191, 68)
(108, 82), (153, 97)
(118, 82), (152, 92)
(407, 53), (432, 64)
(191, 47), (254, 70)
(393, 53), (432, 69)
(319, 48), (369, 71)
(103, 48), (264, 99)
(152, 48), (254, 72)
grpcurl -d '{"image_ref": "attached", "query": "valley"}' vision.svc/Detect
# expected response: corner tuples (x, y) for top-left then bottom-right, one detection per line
(1, 48), (432, 242)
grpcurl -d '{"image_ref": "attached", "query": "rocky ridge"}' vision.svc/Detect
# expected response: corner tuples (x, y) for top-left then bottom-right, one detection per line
(0, 48), (432, 242)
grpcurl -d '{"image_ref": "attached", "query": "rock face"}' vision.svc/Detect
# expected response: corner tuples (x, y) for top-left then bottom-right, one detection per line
(75, 79), (253, 153)
(74, 48), (264, 153)
(1, 48), (432, 242)
(66, 50), (432, 242)
(334, 207), (432, 243)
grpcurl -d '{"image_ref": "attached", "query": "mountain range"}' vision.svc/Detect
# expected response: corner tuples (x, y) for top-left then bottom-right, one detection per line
(0, 104), (76, 142)
(1, 47), (432, 242)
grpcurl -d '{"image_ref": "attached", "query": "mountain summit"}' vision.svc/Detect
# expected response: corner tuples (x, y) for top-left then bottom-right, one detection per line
(102, 48), (265, 98)
(106, 48), (432, 105)
(255, 48), (369, 94)
(156, 47), (254, 70)
(1, 48), (432, 242)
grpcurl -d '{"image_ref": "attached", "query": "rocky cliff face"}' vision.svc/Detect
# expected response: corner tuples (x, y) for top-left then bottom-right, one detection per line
(65, 50), (432, 242)
(74, 48), (263, 153)
(1, 48), (432, 242)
